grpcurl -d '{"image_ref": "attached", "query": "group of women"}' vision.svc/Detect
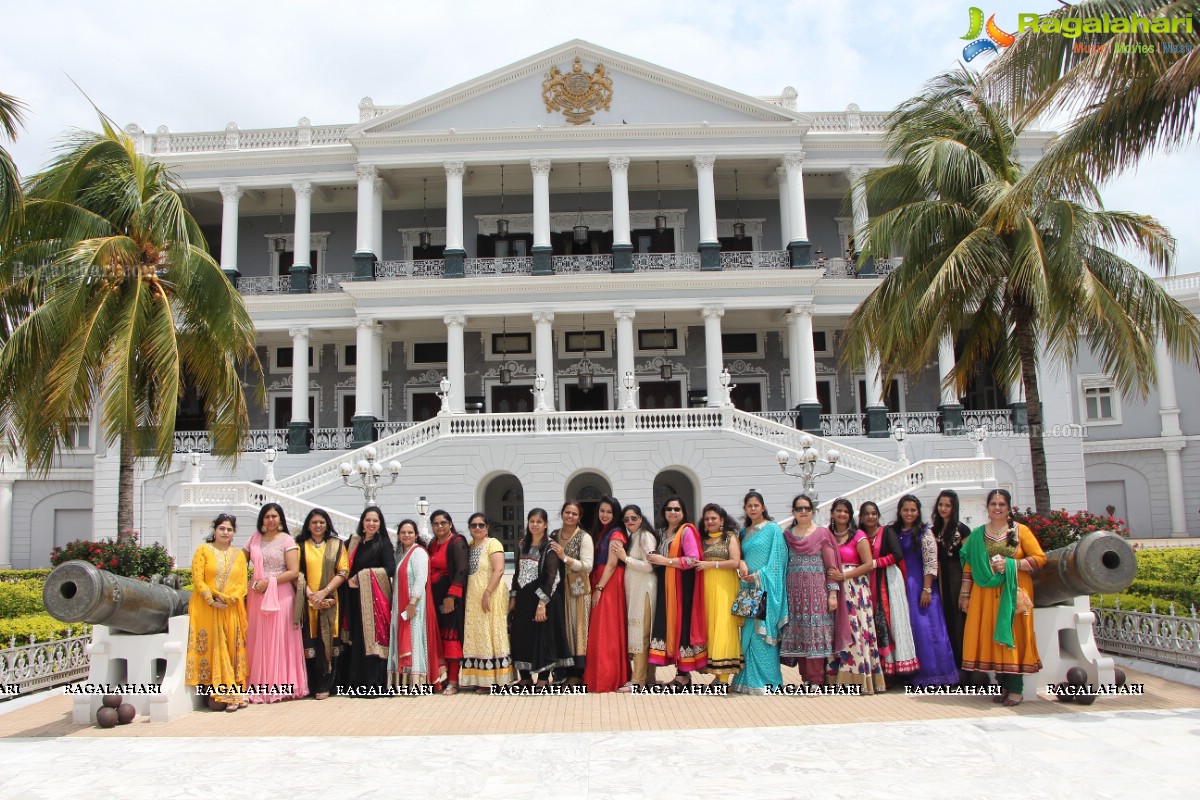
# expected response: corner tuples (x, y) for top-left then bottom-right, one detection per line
(184, 486), (1046, 706)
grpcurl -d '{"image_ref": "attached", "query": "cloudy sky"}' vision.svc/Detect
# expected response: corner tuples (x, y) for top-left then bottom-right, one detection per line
(3, 0), (1196, 273)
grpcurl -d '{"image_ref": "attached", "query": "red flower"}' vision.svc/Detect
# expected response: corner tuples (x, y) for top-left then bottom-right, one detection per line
(110, 557), (118, 566)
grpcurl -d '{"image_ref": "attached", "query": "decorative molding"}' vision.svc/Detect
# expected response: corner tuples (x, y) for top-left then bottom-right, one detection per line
(541, 57), (614, 125)
(292, 180), (313, 198)
(726, 359), (767, 375)
(219, 184), (242, 203)
(530, 158), (552, 176)
(444, 160), (466, 178)
(702, 306), (724, 320)
(532, 311), (556, 324)
(693, 155), (716, 172)
(783, 151), (805, 169)
(444, 314), (466, 327)
(608, 156), (630, 173)
(613, 309), (636, 322)
(355, 164), (377, 182)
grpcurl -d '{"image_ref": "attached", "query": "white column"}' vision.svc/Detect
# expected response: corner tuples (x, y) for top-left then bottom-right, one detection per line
(793, 303), (818, 406)
(785, 312), (802, 405)
(776, 166), (790, 250)
(442, 161), (465, 253)
(355, 164), (377, 256)
(372, 323), (385, 421)
(694, 155), (718, 245)
(938, 333), (959, 406)
(292, 181), (312, 272)
(355, 317), (378, 420)
(1155, 337), (1187, 536)
(609, 157), (631, 248)
(0, 479), (13, 569)
(218, 184), (242, 274)
(289, 326), (310, 425)
(373, 177), (384, 261)
(702, 306), (725, 408)
(533, 311), (556, 412)
(445, 314), (466, 414)
(1007, 378), (1026, 405)
(864, 347), (884, 409)
(848, 165), (869, 254)
(614, 310), (636, 409)
(783, 152), (808, 244)
(531, 159), (551, 251)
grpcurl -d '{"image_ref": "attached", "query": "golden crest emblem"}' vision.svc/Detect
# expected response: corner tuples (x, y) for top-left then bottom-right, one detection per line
(542, 57), (614, 125)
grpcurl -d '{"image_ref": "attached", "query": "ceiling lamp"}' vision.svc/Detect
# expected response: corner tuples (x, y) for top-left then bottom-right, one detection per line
(272, 188), (287, 253)
(578, 314), (593, 392)
(499, 316), (512, 385)
(654, 160), (667, 234)
(660, 310), (673, 381)
(497, 165), (509, 239)
(732, 168), (746, 240)
(419, 177), (431, 249)
(573, 162), (589, 245)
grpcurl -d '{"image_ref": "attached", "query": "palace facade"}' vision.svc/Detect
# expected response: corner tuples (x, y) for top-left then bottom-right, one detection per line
(1, 41), (1195, 568)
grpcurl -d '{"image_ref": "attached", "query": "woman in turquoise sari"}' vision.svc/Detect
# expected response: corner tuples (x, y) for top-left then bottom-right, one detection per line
(731, 491), (789, 695)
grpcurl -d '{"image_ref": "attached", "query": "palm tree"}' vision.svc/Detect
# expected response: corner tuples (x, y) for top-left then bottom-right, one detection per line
(986, 0), (1199, 191)
(841, 68), (1200, 514)
(0, 91), (26, 242)
(0, 115), (264, 532)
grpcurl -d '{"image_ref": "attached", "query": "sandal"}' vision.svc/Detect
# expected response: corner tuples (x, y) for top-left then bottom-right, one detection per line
(992, 689), (1010, 704)
(314, 692), (329, 701)
(224, 703), (240, 713)
(1002, 694), (1023, 707)
(617, 682), (634, 694)
(441, 684), (459, 696)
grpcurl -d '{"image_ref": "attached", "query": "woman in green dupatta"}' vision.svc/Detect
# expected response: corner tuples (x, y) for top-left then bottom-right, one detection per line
(959, 489), (1046, 707)
(731, 491), (789, 695)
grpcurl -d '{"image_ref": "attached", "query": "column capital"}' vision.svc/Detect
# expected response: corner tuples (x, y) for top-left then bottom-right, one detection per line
(292, 180), (313, 198)
(355, 315), (378, 331)
(443, 160), (465, 178)
(790, 301), (815, 318)
(444, 313), (466, 328)
(374, 176), (384, 192)
(608, 156), (630, 173)
(355, 163), (377, 182)
(613, 309), (636, 322)
(288, 325), (310, 340)
(693, 154), (716, 172)
(530, 158), (552, 176)
(782, 151), (805, 169)
(219, 183), (243, 203)
(775, 165), (788, 181)
(532, 310), (555, 324)
(701, 305), (725, 320)
(847, 165), (869, 183)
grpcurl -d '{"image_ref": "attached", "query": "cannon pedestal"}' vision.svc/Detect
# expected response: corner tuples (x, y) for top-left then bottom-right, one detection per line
(72, 617), (202, 724)
(1024, 598), (1115, 701)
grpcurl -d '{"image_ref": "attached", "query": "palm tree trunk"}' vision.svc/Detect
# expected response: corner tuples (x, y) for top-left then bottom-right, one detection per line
(1013, 306), (1051, 515)
(117, 435), (135, 535)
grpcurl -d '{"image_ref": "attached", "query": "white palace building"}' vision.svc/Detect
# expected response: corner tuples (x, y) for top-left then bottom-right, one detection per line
(1, 41), (1197, 568)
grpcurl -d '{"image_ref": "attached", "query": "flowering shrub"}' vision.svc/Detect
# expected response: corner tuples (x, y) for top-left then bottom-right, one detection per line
(50, 531), (174, 579)
(1012, 509), (1131, 552)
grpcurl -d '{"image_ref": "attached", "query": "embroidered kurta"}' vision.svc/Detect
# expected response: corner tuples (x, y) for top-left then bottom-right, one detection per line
(556, 527), (594, 670)
(934, 521), (973, 669)
(460, 537), (514, 687)
(338, 534), (395, 694)
(510, 541), (570, 676)
(245, 532), (308, 702)
(826, 531), (886, 695)
(961, 524), (1045, 674)
(895, 524), (960, 687)
(429, 533), (468, 662)
(731, 521), (789, 695)
(388, 544), (444, 686)
(868, 527), (919, 675)
(186, 543), (249, 705)
(623, 529), (658, 656)
(779, 525), (851, 665)
(649, 523), (708, 672)
(297, 537), (349, 696)
(584, 528), (630, 692)
(700, 531), (743, 676)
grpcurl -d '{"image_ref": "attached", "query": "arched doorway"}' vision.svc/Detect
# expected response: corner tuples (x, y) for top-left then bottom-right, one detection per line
(653, 469), (698, 530)
(482, 473), (524, 553)
(564, 471), (613, 534)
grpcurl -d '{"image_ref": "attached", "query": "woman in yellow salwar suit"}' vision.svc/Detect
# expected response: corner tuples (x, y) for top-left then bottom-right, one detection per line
(186, 513), (251, 710)
(959, 489), (1046, 707)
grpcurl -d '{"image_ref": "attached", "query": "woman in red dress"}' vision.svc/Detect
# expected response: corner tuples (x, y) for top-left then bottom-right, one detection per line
(584, 496), (630, 692)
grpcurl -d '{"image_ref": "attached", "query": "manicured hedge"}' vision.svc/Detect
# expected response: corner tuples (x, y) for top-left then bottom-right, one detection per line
(1131, 548), (1200, 587)
(0, 579), (46, 617)
(0, 569), (51, 583)
(1126, 578), (1200, 611)
(0, 614), (90, 647)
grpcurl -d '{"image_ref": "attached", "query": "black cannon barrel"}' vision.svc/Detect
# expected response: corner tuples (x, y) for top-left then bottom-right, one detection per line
(43, 560), (192, 634)
(1033, 531), (1136, 607)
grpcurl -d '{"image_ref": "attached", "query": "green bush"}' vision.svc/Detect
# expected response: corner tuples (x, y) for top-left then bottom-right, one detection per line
(0, 569), (51, 583)
(1127, 578), (1200, 611)
(0, 579), (46, 617)
(50, 531), (174, 579)
(1092, 593), (1160, 612)
(0, 614), (90, 647)
(1013, 508), (1130, 551)
(1132, 548), (1200, 586)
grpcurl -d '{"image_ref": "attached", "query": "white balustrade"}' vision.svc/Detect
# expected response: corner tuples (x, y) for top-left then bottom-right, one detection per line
(179, 482), (360, 532)
(962, 410), (1014, 433)
(376, 259), (445, 279)
(146, 126), (348, 154)
(1094, 599), (1200, 670)
(817, 457), (997, 513)
(886, 412), (942, 434)
(553, 255), (613, 274)
(820, 414), (866, 436)
(463, 257), (533, 277)
(631, 253), (702, 272)
(0, 630), (91, 697)
(309, 272), (353, 292)
(313, 427), (354, 450)
(720, 251), (790, 270)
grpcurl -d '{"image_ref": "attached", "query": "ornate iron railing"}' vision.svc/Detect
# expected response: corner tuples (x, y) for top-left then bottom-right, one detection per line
(376, 259), (445, 279)
(553, 255), (612, 274)
(238, 274), (291, 295)
(887, 411), (943, 434)
(756, 410), (801, 427)
(720, 251), (790, 270)
(374, 420), (420, 437)
(464, 257), (533, 277)
(313, 427), (353, 450)
(631, 252), (702, 271)
(0, 630), (91, 697)
(820, 414), (866, 436)
(1093, 599), (1200, 670)
(962, 410), (1014, 433)
(309, 272), (352, 292)
(820, 258), (856, 278)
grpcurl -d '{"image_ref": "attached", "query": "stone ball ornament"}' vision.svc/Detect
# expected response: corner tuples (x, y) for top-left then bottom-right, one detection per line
(117, 703), (137, 724)
(101, 694), (122, 709)
(96, 706), (119, 728)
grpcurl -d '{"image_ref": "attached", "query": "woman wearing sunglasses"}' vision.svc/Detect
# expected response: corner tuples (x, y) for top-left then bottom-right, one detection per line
(459, 512), (514, 690)
(648, 495), (708, 688)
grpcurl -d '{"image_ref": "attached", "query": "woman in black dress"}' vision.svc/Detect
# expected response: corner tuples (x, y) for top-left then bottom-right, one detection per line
(509, 508), (570, 687)
(931, 489), (973, 678)
(337, 506), (395, 695)
(428, 509), (469, 695)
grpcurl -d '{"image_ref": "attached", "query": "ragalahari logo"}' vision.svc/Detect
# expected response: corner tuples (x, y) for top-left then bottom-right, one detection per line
(962, 7), (1016, 61)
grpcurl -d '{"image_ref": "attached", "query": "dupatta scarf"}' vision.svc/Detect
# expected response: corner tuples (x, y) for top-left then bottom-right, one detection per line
(347, 534), (393, 659)
(294, 537), (348, 669)
(783, 524), (853, 656)
(248, 532), (282, 612)
(659, 523), (708, 666)
(962, 525), (1018, 648)
(388, 544), (444, 684)
(741, 521), (789, 645)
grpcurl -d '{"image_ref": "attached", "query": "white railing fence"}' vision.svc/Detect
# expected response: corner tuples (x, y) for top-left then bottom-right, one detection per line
(0, 630), (91, 698)
(1093, 598), (1200, 670)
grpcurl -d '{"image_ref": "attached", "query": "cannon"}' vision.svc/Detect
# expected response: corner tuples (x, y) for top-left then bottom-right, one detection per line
(1033, 530), (1136, 606)
(43, 560), (191, 635)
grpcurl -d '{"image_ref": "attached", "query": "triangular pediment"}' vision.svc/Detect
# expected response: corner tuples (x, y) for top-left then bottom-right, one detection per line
(350, 40), (801, 136)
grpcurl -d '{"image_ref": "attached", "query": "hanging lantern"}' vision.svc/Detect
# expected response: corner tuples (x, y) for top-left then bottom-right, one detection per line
(573, 163), (589, 244)
(499, 316), (512, 384)
(659, 310), (672, 380)
(654, 160), (666, 234)
(732, 169), (745, 240)
(497, 165), (509, 239)
(578, 314), (593, 392)
(274, 188), (287, 253)
(419, 177), (432, 250)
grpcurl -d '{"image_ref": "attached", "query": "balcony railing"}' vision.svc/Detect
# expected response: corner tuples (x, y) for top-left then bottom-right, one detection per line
(238, 274), (291, 295)
(553, 254), (612, 274)
(962, 410), (1014, 433)
(720, 251), (790, 270)
(821, 414), (866, 436)
(309, 272), (352, 292)
(631, 252), (702, 271)
(377, 259), (445, 279)
(887, 411), (942, 434)
(464, 256), (533, 277)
